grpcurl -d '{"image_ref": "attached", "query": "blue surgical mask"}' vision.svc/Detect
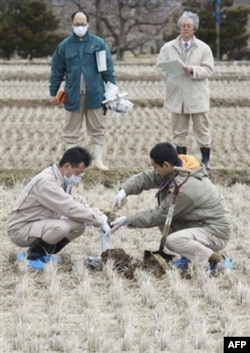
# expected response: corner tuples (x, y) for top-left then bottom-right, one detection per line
(64, 174), (81, 185)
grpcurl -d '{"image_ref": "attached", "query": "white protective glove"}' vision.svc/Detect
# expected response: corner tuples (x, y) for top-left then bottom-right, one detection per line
(92, 210), (107, 226)
(113, 189), (127, 209)
(110, 216), (127, 233)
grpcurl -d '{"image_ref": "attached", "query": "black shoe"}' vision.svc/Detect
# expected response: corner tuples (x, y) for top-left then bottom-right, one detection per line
(26, 237), (70, 260)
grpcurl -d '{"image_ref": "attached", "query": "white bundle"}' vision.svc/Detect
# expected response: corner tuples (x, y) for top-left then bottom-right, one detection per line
(103, 81), (134, 115)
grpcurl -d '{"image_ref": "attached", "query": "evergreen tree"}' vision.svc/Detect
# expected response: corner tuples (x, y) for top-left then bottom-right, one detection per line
(164, 0), (250, 60)
(0, 2), (17, 59)
(0, 0), (63, 60)
(220, 5), (250, 59)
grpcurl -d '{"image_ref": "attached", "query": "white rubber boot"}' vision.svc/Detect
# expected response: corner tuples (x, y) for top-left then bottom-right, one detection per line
(92, 144), (109, 171)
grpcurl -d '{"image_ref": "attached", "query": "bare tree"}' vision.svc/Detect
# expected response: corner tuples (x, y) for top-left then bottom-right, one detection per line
(68, 0), (181, 60)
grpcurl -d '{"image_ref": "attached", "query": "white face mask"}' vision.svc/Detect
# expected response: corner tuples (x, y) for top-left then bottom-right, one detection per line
(73, 26), (88, 37)
(64, 174), (81, 185)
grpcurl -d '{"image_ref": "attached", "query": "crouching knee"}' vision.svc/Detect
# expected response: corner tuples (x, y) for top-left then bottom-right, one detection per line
(166, 233), (180, 252)
(68, 224), (86, 241)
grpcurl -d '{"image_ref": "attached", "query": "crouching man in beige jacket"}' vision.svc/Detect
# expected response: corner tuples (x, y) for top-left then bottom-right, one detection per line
(7, 146), (111, 270)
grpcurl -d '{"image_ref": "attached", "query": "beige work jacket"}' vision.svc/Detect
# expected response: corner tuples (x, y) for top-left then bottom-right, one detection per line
(7, 164), (105, 231)
(157, 35), (214, 114)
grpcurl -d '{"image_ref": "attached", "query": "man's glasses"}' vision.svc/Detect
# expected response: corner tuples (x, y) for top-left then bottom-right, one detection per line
(181, 24), (193, 29)
(73, 23), (88, 27)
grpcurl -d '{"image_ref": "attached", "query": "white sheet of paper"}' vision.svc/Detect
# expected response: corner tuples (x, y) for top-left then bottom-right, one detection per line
(96, 50), (107, 72)
(157, 59), (186, 78)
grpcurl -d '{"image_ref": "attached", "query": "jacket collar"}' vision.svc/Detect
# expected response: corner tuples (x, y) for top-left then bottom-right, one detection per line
(51, 163), (64, 186)
(71, 31), (90, 43)
(173, 35), (197, 51)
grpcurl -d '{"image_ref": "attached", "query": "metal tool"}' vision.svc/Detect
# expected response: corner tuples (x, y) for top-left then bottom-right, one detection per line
(144, 166), (191, 262)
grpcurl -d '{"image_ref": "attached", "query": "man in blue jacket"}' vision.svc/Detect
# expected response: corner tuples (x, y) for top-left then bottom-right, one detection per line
(49, 10), (116, 170)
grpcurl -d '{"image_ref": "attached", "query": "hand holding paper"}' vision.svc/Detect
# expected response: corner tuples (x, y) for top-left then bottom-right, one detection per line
(157, 59), (186, 78)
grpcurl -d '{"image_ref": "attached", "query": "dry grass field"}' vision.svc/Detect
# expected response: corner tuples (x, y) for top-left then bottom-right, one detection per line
(0, 57), (250, 353)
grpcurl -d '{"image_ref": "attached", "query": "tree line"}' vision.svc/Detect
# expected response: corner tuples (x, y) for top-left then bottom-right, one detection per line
(0, 0), (249, 61)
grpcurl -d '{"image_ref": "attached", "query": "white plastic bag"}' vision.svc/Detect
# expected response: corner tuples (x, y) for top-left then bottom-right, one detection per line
(99, 228), (113, 252)
(109, 99), (134, 114)
(103, 81), (134, 115)
(103, 81), (119, 103)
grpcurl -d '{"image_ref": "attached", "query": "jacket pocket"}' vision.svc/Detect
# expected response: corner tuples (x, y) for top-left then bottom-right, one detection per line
(65, 52), (79, 68)
(85, 44), (102, 54)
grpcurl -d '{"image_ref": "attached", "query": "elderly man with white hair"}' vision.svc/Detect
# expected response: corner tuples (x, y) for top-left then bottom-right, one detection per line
(157, 11), (214, 170)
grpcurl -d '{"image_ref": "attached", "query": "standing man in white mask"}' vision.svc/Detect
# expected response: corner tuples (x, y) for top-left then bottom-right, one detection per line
(7, 147), (111, 270)
(49, 10), (117, 170)
(157, 11), (214, 170)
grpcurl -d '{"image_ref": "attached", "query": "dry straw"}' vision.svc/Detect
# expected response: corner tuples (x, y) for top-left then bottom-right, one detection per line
(1, 60), (250, 353)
